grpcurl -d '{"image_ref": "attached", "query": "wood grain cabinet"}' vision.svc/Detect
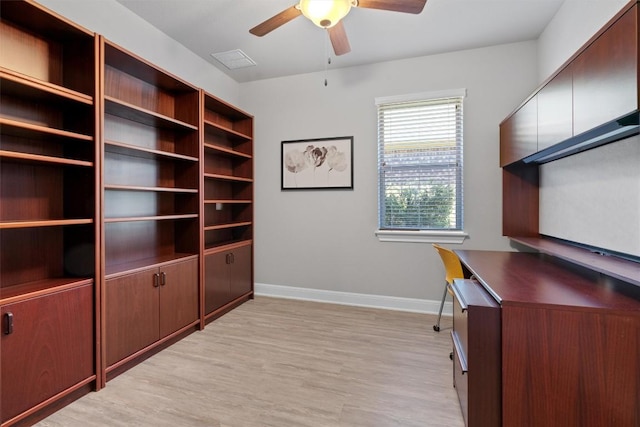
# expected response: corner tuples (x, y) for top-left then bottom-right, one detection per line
(499, 96), (537, 167)
(451, 279), (501, 427)
(1, 285), (94, 425)
(205, 243), (252, 314)
(105, 257), (198, 367)
(100, 38), (201, 377)
(500, 2), (639, 167)
(572, 4), (638, 136)
(456, 250), (640, 427)
(0, 1), (99, 423)
(202, 92), (254, 320)
(536, 65), (573, 152)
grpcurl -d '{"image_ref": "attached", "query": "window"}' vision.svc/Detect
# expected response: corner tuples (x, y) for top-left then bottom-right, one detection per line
(375, 89), (465, 243)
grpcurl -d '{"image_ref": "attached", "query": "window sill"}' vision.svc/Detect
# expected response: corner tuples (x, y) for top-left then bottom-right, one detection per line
(375, 229), (468, 244)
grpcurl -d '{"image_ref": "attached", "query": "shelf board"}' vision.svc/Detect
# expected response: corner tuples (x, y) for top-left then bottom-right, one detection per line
(203, 142), (251, 159)
(0, 150), (93, 167)
(204, 239), (253, 254)
(105, 96), (198, 131)
(0, 277), (94, 305)
(104, 184), (198, 193)
(204, 173), (253, 183)
(510, 236), (640, 287)
(204, 199), (252, 204)
(0, 219), (93, 229)
(104, 214), (198, 223)
(0, 68), (93, 104)
(105, 140), (198, 162)
(204, 94), (253, 121)
(105, 253), (198, 279)
(204, 221), (252, 231)
(0, 117), (93, 141)
(204, 120), (251, 141)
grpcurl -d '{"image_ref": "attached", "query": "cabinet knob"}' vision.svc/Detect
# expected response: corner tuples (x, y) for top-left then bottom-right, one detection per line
(160, 271), (166, 286)
(153, 273), (160, 287)
(4, 312), (13, 335)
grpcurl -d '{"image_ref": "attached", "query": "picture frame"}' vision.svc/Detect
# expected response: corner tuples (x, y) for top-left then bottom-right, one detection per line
(281, 136), (354, 190)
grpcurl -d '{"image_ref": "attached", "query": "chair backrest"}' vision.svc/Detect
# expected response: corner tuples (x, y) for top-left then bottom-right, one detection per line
(433, 243), (464, 285)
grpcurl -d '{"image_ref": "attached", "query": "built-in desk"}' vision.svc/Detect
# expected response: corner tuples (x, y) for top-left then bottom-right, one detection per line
(453, 250), (640, 427)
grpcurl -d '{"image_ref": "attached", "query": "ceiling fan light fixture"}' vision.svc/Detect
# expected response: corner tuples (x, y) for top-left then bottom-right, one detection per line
(299, 0), (353, 28)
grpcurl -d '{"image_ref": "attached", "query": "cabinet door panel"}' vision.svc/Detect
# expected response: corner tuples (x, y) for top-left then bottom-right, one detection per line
(159, 258), (198, 337)
(573, 6), (638, 135)
(500, 97), (537, 166)
(105, 269), (159, 366)
(204, 251), (230, 314)
(1, 285), (94, 423)
(229, 244), (252, 301)
(537, 65), (573, 151)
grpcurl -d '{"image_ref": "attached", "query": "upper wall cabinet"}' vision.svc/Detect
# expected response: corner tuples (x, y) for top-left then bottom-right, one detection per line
(500, 2), (639, 166)
(500, 96), (537, 166)
(572, 4), (638, 136)
(536, 65), (573, 152)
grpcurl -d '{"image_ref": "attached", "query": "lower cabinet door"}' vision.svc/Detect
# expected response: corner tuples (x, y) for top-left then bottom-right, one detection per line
(204, 251), (231, 314)
(1, 284), (94, 423)
(229, 244), (252, 301)
(105, 268), (159, 366)
(159, 258), (198, 338)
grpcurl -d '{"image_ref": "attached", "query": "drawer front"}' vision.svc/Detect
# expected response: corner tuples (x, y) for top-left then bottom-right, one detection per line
(453, 342), (469, 426)
(453, 290), (469, 361)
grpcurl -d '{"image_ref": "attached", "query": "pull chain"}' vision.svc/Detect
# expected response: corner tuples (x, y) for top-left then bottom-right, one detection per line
(324, 31), (331, 86)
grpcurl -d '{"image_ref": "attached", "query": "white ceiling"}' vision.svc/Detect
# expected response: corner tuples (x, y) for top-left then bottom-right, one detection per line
(115, 0), (565, 83)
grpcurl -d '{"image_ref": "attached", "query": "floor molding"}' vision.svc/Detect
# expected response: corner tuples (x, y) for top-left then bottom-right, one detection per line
(254, 283), (453, 315)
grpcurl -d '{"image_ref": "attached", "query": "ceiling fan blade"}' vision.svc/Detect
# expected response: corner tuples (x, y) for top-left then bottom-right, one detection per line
(249, 5), (302, 36)
(328, 21), (351, 56)
(356, 0), (427, 14)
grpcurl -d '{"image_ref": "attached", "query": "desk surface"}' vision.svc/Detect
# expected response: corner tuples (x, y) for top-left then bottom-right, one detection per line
(455, 250), (640, 311)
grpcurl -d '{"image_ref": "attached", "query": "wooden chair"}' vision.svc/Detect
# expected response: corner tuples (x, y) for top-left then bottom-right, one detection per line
(432, 243), (464, 332)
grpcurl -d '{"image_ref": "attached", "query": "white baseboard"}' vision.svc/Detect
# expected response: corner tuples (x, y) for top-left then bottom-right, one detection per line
(254, 283), (452, 316)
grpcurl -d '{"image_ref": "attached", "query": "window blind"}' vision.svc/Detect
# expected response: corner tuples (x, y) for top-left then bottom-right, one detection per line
(377, 95), (464, 230)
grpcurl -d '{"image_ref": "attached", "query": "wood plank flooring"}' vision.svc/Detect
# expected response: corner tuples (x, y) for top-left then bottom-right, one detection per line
(36, 297), (463, 427)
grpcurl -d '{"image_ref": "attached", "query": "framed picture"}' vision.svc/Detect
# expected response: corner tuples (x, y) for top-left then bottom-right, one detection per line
(281, 136), (353, 190)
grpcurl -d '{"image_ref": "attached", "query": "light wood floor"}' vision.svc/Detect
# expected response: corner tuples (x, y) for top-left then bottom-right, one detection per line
(36, 297), (463, 427)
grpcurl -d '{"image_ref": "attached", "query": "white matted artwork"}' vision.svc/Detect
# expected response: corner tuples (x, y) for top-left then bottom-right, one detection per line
(281, 136), (353, 190)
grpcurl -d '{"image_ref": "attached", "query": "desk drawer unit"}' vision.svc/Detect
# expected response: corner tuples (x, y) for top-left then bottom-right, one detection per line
(451, 279), (501, 427)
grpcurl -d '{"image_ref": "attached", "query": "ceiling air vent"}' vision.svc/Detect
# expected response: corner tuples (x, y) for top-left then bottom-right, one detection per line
(211, 49), (256, 70)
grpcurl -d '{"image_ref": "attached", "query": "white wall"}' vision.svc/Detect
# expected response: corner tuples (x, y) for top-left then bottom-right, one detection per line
(538, 0), (629, 82)
(239, 41), (538, 302)
(37, 0), (240, 104)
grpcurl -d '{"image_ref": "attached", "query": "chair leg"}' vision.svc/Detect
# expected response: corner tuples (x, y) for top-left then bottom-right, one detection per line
(433, 282), (449, 332)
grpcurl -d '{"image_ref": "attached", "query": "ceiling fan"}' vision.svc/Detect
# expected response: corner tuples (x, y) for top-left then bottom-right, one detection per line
(249, 0), (427, 56)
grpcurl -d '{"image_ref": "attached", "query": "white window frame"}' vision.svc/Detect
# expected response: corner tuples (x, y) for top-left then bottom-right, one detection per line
(375, 89), (468, 244)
